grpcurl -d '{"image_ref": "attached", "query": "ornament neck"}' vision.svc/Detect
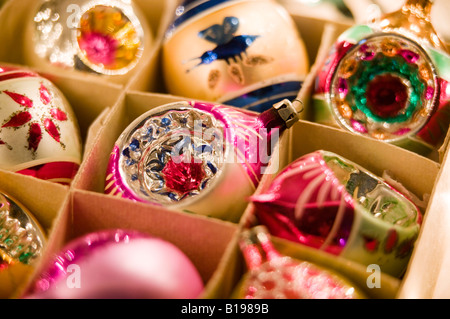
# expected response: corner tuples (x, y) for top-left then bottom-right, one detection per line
(239, 227), (282, 270)
(380, 0), (447, 52)
(239, 233), (263, 270)
(402, 0), (433, 20)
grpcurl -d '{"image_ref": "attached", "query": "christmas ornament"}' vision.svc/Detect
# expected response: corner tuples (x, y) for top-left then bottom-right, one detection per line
(24, 0), (150, 80)
(0, 191), (46, 268)
(0, 66), (82, 184)
(105, 99), (300, 222)
(0, 190), (46, 297)
(250, 150), (422, 277)
(233, 226), (364, 299)
(313, 0), (450, 155)
(25, 229), (204, 299)
(162, 0), (309, 112)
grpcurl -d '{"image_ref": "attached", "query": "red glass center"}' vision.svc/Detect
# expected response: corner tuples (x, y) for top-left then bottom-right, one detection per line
(366, 74), (409, 118)
(162, 156), (206, 196)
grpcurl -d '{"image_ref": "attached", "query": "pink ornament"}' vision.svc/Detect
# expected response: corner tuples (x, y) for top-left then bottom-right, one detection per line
(233, 226), (364, 299)
(105, 99), (298, 222)
(25, 229), (204, 299)
(250, 151), (422, 277)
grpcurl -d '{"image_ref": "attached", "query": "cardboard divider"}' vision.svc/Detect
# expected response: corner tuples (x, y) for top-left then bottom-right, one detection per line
(0, 169), (70, 298)
(0, 170), (69, 231)
(229, 119), (441, 298)
(288, 12), (352, 69)
(0, 0), (449, 300)
(397, 148), (450, 298)
(18, 188), (239, 299)
(126, 0), (179, 93)
(70, 9), (450, 299)
(73, 89), (290, 223)
(230, 230), (401, 298)
(0, 0), (31, 65)
(0, 63), (122, 298)
(229, 118), (440, 299)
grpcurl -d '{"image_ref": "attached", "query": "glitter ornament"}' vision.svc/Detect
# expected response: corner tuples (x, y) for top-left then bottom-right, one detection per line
(0, 66), (82, 184)
(0, 191), (45, 267)
(24, 0), (150, 81)
(250, 151), (422, 277)
(313, 0), (450, 155)
(0, 191), (46, 297)
(105, 99), (299, 222)
(162, 0), (309, 112)
(25, 229), (204, 299)
(233, 226), (365, 299)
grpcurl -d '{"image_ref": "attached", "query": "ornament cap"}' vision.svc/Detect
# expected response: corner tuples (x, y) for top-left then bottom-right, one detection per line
(381, 0), (447, 52)
(272, 99), (302, 128)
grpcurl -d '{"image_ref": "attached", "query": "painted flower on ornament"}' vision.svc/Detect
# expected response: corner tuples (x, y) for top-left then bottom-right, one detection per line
(1, 83), (68, 153)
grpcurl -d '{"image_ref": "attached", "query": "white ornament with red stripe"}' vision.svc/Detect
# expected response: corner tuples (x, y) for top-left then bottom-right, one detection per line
(0, 66), (82, 184)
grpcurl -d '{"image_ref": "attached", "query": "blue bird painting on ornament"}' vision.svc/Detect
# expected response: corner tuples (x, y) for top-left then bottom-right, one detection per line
(186, 16), (273, 87)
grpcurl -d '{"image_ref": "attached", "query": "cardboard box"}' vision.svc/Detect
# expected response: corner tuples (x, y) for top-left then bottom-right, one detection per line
(229, 13), (447, 299)
(18, 188), (239, 299)
(0, 0), (449, 300)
